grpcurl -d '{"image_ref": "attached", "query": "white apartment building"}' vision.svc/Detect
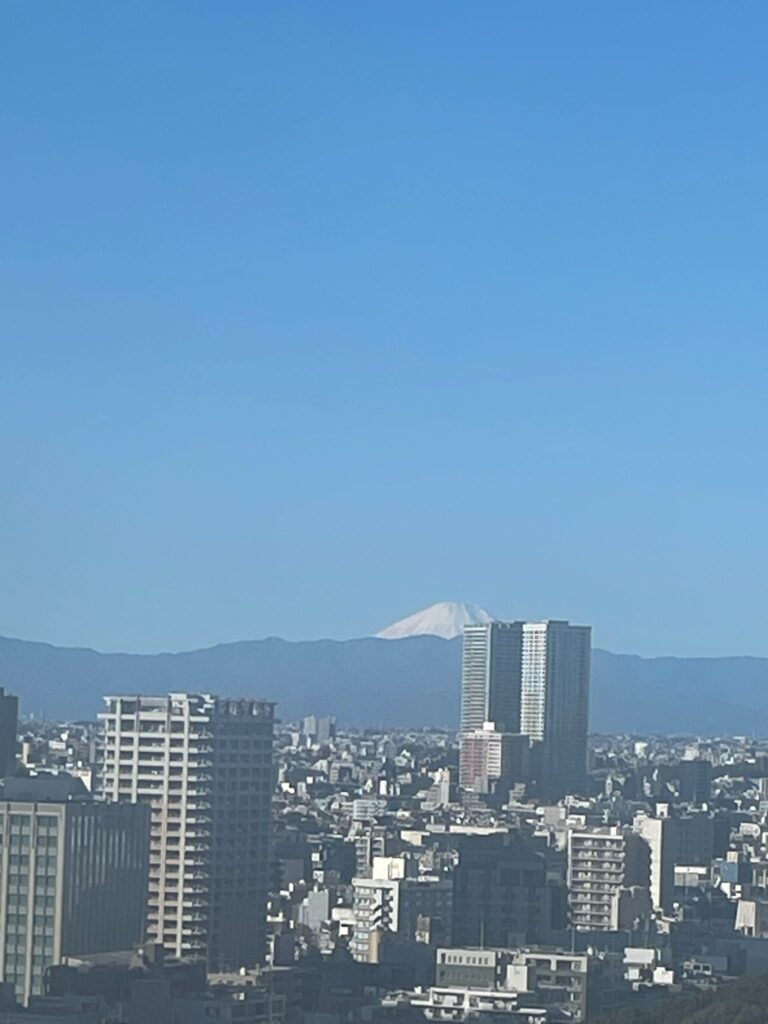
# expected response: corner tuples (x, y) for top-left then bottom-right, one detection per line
(460, 623), (523, 735)
(351, 857), (453, 962)
(410, 986), (548, 1022)
(99, 693), (274, 970)
(567, 826), (651, 931)
(633, 813), (675, 913)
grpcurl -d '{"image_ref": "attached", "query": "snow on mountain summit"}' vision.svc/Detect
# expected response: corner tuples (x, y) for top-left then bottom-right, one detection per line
(375, 601), (493, 640)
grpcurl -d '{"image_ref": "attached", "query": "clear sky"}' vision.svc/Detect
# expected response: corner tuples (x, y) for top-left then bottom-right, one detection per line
(3, 2), (768, 656)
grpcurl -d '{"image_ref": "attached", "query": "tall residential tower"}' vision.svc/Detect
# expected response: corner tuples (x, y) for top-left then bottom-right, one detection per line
(460, 622), (523, 733)
(460, 619), (591, 800)
(99, 693), (274, 971)
(520, 620), (591, 798)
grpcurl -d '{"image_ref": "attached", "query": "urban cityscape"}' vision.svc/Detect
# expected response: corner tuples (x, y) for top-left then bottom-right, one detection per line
(0, 609), (764, 1020)
(5, 3), (768, 1021)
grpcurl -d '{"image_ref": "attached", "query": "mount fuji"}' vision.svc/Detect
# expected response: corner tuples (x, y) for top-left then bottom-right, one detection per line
(375, 601), (493, 640)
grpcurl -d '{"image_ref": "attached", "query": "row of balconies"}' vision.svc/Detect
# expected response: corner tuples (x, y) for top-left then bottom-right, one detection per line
(570, 840), (624, 852)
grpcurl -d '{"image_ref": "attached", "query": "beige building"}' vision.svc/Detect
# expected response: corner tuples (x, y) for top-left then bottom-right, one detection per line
(99, 693), (274, 970)
(0, 775), (149, 1006)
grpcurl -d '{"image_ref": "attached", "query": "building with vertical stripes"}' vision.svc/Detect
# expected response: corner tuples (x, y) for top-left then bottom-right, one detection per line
(99, 693), (274, 971)
(0, 774), (149, 1005)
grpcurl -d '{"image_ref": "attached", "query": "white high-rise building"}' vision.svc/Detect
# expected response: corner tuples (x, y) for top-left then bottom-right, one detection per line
(460, 622), (525, 794)
(460, 622), (523, 733)
(460, 619), (591, 799)
(520, 620), (591, 798)
(99, 693), (274, 970)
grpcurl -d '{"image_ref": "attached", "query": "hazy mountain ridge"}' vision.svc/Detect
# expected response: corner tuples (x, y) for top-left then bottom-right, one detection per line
(2, 633), (768, 733)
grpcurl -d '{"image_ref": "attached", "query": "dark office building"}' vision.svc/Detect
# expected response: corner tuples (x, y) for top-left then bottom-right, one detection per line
(678, 759), (712, 807)
(451, 833), (559, 947)
(0, 688), (18, 779)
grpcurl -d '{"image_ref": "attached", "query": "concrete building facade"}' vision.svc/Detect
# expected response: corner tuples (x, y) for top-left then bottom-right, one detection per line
(567, 826), (652, 931)
(351, 857), (452, 962)
(458, 724), (529, 795)
(0, 776), (149, 1005)
(99, 693), (274, 970)
(0, 688), (18, 780)
(460, 623), (523, 734)
(519, 621), (591, 798)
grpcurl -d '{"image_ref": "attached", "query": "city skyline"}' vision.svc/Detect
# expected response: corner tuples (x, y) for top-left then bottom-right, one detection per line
(3, 3), (767, 1021)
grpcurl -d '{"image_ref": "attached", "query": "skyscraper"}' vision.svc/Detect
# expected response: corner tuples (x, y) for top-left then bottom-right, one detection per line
(99, 693), (274, 970)
(0, 774), (149, 1005)
(520, 620), (591, 798)
(460, 622), (523, 733)
(460, 619), (591, 800)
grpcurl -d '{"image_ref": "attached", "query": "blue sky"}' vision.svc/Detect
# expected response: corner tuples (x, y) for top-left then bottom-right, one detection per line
(3, 2), (768, 655)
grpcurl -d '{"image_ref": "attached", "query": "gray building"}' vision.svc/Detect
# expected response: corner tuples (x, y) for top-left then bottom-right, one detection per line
(459, 623), (524, 791)
(99, 693), (274, 971)
(451, 833), (559, 948)
(460, 623), (523, 734)
(460, 620), (591, 799)
(519, 620), (591, 798)
(351, 857), (453, 963)
(0, 774), (149, 1005)
(434, 947), (620, 1023)
(0, 688), (18, 779)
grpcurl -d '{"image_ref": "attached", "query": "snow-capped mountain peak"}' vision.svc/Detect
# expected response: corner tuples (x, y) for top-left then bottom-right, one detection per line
(375, 601), (493, 640)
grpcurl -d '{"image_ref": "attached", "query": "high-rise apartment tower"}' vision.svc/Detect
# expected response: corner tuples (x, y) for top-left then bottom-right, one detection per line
(460, 620), (591, 799)
(99, 693), (274, 971)
(460, 622), (523, 733)
(519, 620), (591, 798)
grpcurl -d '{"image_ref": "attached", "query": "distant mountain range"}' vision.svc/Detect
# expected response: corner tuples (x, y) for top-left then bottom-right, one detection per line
(2, 630), (768, 734)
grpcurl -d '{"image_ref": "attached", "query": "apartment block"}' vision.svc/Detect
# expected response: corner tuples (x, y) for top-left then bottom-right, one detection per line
(567, 826), (651, 931)
(99, 693), (274, 970)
